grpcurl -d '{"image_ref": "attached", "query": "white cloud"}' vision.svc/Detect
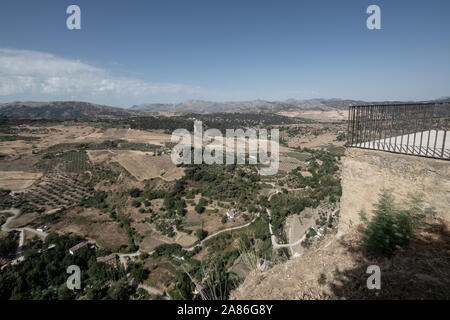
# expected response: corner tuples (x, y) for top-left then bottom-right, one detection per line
(0, 48), (204, 105)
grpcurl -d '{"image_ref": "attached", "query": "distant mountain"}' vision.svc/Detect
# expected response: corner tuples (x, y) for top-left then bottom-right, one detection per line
(132, 97), (450, 114)
(1, 97), (447, 119)
(131, 99), (339, 113)
(130, 98), (406, 114)
(0, 101), (140, 118)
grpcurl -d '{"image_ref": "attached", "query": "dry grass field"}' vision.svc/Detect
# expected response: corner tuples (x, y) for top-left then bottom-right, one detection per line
(6, 212), (38, 229)
(182, 209), (203, 230)
(23, 229), (46, 243)
(88, 150), (185, 182)
(139, 236), (167, 252)
(144, 258), (177, 292)
(278, 109), (347, 121)
(278, 156), (302, 173)
(300, 133), (345, 149)
(174, 232), (198, 247)
(48, 207), (129, 251)
(199, 209), (247, 235)
(86, 150), (112, 164)
(0, 125), (173, 157)
(113, 152), (184, 182)
(0, 171), (42, 191)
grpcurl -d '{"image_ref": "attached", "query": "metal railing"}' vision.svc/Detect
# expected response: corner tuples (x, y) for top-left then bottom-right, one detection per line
(346, 102), (449, 160)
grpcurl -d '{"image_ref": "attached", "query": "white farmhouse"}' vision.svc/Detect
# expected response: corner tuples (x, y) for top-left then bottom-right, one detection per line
(226, 209), (239, 220)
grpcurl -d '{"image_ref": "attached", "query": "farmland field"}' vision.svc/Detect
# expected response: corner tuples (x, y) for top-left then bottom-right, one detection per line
(0, 115), (346, 300)
(113, 152), (185, 181)
(0, 171), (42, 190)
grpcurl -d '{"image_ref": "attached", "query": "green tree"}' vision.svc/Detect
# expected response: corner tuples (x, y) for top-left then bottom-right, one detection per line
(57, 284), (75, 300)
(359, 190), (436, 258)
(195, 205), (205, 214)
(195, 229), (208, 241)
(106, 278), (133, 300)
(0, 233), (17, 258)
(169, 271), (193, 300)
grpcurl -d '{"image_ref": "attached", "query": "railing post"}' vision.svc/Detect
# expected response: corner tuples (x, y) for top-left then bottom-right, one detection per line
(346, 102), (448, 160)
(441, 102), (448, 159)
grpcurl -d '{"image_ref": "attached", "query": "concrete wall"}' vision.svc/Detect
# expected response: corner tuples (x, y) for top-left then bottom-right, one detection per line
(338, 148), (450, 234)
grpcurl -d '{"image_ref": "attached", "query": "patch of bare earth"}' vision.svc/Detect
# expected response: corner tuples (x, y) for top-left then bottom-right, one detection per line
(139, 236), (167, 252)
(299, 133), (345, 149)
(48, 207), (128, 251)
(231, 219), (450, 300)
(7, 212), (38, 229)
(278, 110), (346, 121)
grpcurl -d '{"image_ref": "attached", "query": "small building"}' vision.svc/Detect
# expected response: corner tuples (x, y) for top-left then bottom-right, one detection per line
(96, 253), (117, 266)
(69, 241), (92, 256)
(36, 225), (48, 232)
(226, 209), (239, 220)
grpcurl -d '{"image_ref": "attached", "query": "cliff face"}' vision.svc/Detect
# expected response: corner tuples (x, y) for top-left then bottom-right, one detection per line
(230, 148), (450, 300)
(230, 219), (450, 300)
(339, 148), (450, 235)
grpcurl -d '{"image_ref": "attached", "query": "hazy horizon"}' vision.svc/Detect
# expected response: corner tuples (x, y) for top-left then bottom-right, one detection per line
(2, 96), (450, 110)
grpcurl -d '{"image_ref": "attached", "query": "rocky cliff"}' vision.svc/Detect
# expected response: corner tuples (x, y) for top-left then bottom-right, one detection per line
(230, 147), (450, 300)
(339, 148), (450, 235)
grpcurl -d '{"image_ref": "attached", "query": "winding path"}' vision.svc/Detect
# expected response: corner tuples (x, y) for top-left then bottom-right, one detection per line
(265, 190), (339, 248)
(184, 212), (261, 251)
(138, 283), (164, 296)
(1, 209), (48, 238)
(1, 209), (52, 270)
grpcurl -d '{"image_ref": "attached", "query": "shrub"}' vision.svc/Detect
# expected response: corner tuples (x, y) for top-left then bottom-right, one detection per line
(140, 253), (149, 260)
(336, 132), (346, 141)
(359, 190), (436, 258)
(132, 200), (141, 208)
(0, 232), (17, 258)
(129, 188), (142, 198)
(198, 198), (208, 206)
(195, 229), (208, 241)
(195, 205), (205, 214)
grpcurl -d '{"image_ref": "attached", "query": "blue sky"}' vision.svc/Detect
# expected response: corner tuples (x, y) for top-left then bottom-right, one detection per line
(0, 0), (449, 107)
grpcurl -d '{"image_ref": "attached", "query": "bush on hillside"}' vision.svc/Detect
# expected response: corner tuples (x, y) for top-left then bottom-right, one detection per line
(359, 189), (436, 258)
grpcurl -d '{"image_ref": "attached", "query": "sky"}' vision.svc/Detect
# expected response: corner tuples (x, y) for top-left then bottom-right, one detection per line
(0, 0), (449, 107)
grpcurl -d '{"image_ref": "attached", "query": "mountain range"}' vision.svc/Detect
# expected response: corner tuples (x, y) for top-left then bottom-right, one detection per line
(0, 101), (139, 119)
(129, 97), (449, 113)
(0, 98), (448, 119)
(130, 98), (373, 113)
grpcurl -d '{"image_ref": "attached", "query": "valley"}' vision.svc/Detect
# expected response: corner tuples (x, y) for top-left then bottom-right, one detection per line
(0, 111), (345, 299)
